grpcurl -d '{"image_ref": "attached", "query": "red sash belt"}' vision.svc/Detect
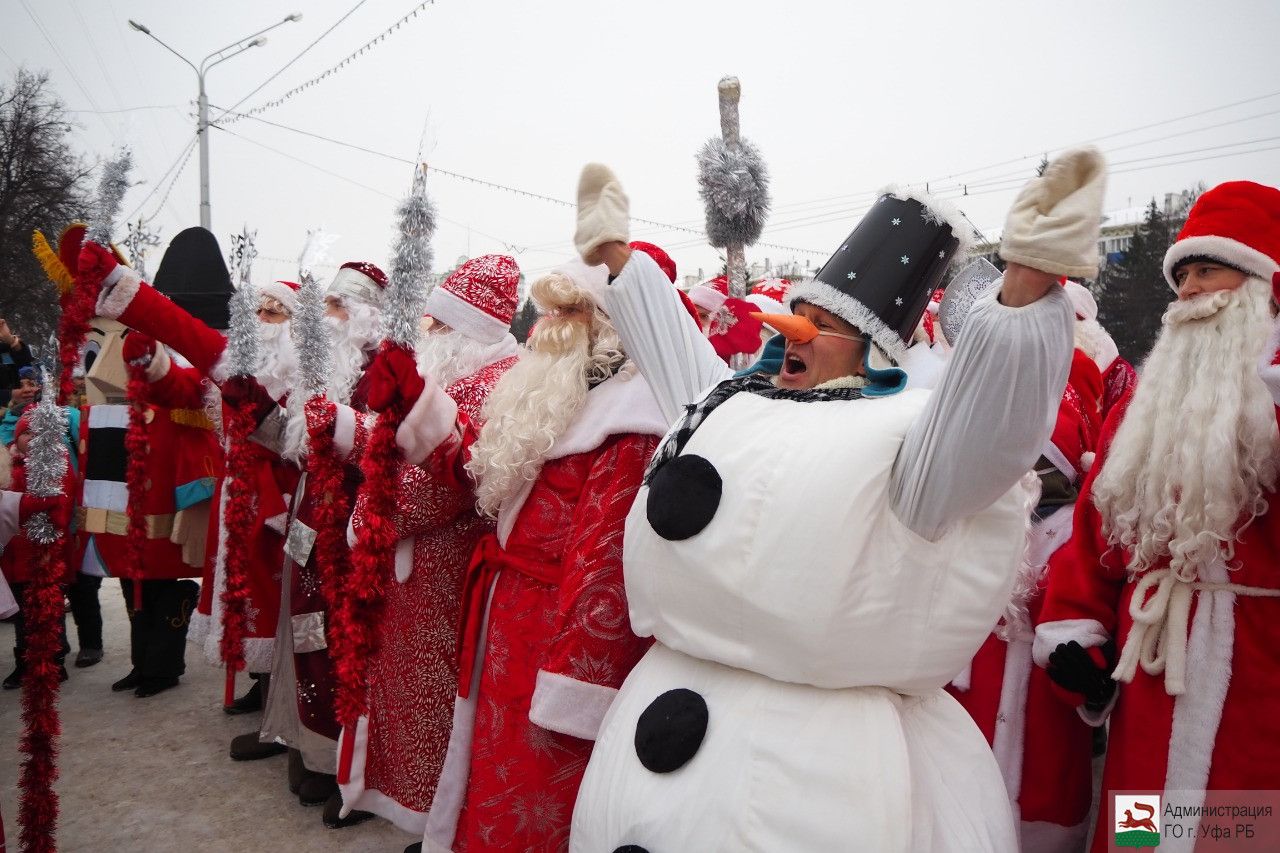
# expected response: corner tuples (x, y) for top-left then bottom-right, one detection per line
(456, 532), (560, 699)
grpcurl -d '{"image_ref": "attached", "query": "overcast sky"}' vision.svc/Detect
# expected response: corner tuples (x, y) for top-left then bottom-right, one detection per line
(5, 0), (1280, 288)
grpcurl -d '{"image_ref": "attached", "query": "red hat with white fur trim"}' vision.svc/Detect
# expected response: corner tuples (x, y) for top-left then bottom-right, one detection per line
(326, 261), (388, 308)
(258, 280), (300, 315)
(1162, 181), (1280, 290)
(423, 254), (520, 344)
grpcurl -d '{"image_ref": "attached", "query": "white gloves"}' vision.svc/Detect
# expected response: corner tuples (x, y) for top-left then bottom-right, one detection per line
(575, 163), (630, 263)
(999, 147), (1107, 278)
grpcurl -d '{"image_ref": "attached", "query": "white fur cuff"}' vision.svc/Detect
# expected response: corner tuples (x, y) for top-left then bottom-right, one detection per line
(333, 404), (358, 461)
(1032, 618), (1110, 668)
(528, 670), (618, 741)
(96, 266), (142, 319)
(395, 381), (459, 466)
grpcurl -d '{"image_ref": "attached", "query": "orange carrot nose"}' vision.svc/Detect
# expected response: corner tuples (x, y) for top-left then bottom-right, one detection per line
(751, 312), (818, 344)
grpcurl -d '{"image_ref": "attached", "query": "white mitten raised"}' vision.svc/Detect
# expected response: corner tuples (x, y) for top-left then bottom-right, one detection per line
(575, 163), (630, 264)
(999, 147), (1107, 278)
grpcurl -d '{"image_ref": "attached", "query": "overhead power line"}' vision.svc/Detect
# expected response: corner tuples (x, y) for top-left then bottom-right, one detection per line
(218, 0), (437, 125)
(208, 107), (826, 256)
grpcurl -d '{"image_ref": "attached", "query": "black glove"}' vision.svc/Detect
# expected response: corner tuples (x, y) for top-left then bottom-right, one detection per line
(1047, 639), (1117, 712)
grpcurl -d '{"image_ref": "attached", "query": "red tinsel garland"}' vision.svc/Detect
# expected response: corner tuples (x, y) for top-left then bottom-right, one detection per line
(123, 368), (151, 611)
(302, 396), (359, 728)
(217, 405), (259, 705)
(17, 522), (68, 853)
(335, 341), (410, 782)
(56, 276), (101, 406)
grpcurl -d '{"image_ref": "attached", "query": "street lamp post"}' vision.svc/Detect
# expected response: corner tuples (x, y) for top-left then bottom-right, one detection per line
(128, 14), (302, 231)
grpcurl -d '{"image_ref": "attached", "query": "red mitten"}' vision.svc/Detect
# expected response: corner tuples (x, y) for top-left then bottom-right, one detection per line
(366, 344), (426, 413)
(19, 493), (69, 528)
(220, 376), (280, 427)
(122, 332), (157, 370)
(304, 396), (338, 440)
(77, 240), (120, 288)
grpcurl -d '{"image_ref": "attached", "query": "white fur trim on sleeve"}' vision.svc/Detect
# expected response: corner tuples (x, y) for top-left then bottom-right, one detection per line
(1032, 618), (1110, 667)
(1163, 235), (1280, 290)
(143, 344), (172, 383)
(528, 670), (618, 741)
(395, 381), (459, 466)
(95, 266), (141, 319)
(333, 404), (357, 461)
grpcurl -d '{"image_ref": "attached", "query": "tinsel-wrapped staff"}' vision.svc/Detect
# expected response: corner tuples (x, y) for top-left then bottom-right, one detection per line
(218, 227), (262, 707)
(17, 368), (72, 853)
(337, 165), (437, 785)
(696, 76), (771, 300)
(59, 149), (133, 405)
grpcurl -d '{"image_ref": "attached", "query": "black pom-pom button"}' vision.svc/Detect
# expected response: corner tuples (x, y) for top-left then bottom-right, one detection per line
(612, 847), (650, 853)
(634, 688), (709, 773)
(646, 454), (722, 540)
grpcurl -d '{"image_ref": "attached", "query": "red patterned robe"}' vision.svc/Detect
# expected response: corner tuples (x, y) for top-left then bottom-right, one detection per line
(1036, 381), (1280, 853)
(393, 369), (667, 852)
(340, 354), (517, 832)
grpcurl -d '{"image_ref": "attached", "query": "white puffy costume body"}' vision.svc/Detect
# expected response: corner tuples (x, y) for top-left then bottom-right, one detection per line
(568, 249), (1074, 852)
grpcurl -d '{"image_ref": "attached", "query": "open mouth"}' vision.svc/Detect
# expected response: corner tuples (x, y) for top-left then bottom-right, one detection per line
(780, 352), (808, 381)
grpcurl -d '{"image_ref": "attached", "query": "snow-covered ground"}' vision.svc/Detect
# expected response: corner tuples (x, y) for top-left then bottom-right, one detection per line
(0, 578), (411, 851)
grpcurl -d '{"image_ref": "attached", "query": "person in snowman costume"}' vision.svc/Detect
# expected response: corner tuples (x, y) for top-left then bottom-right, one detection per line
(567, 149), (1104, 853)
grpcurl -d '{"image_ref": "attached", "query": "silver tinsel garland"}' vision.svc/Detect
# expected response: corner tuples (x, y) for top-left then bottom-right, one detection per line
(384, 167), (438, 347)
(22, 368), (69, 545)
(86, 149), (134, 245)
(696, 136), (771, 249)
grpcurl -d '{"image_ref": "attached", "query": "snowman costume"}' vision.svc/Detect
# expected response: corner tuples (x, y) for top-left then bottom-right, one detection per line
(569, 153), (1102, 851)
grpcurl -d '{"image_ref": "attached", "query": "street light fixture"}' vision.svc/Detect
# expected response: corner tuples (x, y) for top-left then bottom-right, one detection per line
(128, 14), (302, 230)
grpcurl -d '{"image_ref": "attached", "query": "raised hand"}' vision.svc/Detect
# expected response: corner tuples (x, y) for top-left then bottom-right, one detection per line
(122, 331), (158, 370)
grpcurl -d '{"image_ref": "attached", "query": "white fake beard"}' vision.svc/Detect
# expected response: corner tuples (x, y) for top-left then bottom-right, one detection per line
(1092, 277), (1280, 580)
(324, 301), (381, 405)
(465, 309), (624, 518)
(416, 329), (514, 389)
(256, 320), (299, 402)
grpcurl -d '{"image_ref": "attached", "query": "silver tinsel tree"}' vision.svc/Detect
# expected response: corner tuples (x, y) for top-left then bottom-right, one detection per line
(22, 368), (69, 545)
(86, 149), (134, 245)
(292, 267), (332, 401)
(224, 227), (261, 379)
(383, 166), (438, 347)
(697, 77), (771, 300)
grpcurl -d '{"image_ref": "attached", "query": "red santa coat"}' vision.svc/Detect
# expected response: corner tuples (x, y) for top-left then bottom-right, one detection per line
(340, 354), (517, 832)
(947, 382), (1099, 853)
(1036, 388), (1280, 853)
(394, 368), (668, 852)
(79, 356), (220, 580)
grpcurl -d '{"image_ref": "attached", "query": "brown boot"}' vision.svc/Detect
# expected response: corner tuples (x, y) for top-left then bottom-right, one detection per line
(297, 770), (337, 807)
(229, 731), (287, 761)
(287, 748), (305, 795)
